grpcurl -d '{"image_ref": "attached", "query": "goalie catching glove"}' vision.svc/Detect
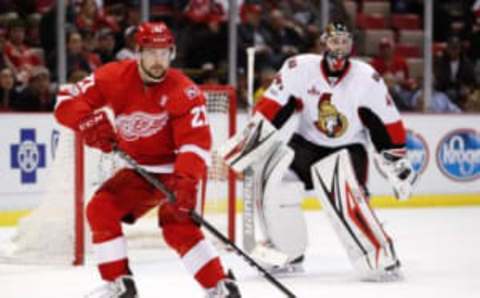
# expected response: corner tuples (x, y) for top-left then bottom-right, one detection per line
(379, 149), (418, 201)
(77, 110), (117, 153)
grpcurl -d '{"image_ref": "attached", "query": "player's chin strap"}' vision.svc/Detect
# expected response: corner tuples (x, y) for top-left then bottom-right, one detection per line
(111, 144), (297, 298)
(377, 149), (418, 201)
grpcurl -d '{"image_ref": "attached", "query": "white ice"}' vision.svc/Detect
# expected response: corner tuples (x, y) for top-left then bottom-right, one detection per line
(1, 207), (480, 298)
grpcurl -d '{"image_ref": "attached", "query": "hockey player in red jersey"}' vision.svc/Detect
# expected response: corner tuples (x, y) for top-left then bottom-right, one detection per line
(55, 22), (240, 298)
(220, 22), (417, 281)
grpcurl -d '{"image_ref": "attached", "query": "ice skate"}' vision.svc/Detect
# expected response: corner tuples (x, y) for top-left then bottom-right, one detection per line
(86, 275), (138, 298)
(205, 270), (241, 298)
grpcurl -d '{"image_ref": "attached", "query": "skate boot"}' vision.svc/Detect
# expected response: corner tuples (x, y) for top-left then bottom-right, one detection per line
(85, 275), (138, 298)
(205, 270), (241, 298)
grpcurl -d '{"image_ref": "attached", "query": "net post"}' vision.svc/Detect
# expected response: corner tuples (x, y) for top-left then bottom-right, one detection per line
(73, 132), (85, 266)
(227, 86), (237, 243)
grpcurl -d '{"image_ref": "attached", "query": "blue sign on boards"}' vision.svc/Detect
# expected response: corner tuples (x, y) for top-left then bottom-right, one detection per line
(10, 129), (46, 184)
(437, 129), (480, 181)
(406, 129), (429, 174)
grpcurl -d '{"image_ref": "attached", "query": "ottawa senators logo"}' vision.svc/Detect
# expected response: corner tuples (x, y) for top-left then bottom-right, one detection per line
(314, 93), (348, 138)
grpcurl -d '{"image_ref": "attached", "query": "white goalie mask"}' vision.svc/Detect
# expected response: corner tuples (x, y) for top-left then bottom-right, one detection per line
(321, 22), (353, 72)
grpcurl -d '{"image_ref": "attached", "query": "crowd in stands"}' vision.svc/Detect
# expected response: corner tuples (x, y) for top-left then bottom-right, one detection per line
(0, 0), (479, 113)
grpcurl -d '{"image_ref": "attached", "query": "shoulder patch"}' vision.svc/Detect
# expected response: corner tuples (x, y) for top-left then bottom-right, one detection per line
(288, 58), (298, 69)
(372, 72), (381, 82)
(184, 85), (200, 100)
(273, 74), (284, 90)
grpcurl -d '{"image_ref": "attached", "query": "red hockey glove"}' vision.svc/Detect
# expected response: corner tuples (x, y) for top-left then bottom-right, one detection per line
(77, 111), (117, 153)
(166, 174), (198, 214)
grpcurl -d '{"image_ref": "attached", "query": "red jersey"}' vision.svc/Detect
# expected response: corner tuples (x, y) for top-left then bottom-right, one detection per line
(55, 60), (211, 180)
(370, 55), (409, 81)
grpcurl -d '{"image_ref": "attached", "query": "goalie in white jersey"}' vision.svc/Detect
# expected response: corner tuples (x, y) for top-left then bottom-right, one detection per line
(220, 22), (417, 281)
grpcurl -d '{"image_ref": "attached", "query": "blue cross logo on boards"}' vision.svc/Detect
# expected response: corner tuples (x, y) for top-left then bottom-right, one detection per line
(10, 129), (46, 184)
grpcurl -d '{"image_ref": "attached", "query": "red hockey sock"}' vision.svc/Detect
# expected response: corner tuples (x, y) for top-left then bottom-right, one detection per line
(98, 259), (131, 281)
(194, 258), (226, 289)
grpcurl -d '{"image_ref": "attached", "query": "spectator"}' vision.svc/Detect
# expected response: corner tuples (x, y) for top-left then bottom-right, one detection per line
(68, 68), (89, 83)
(370, 37), (410, 86)
(370, 37), (413, 110)
(95, 27), (116, 64)
(183, 0), (224, 25)
(383, 74), (418, 111)
(279, 0), (320, 38)
(75, 0), (119, 34)
(46, 29), (92, 80)
(464, 86), (480, 112)
(4, 18), (43, 84)
(0, 28), (14, 70)
(81, 30), (102, 71)
(0, 67), (21, 110)
(184, 13), (227, 68)
(25, 13), (42, 47)
(411, 89), (462, 113)
(237, 3), (274, 71)
(115, 26), (136, 60)
(198, 62), (220, 84)
(391, 0), (423, 15)
(66, 30), (92, 74)
(434, 35), (476, 109)
(10, 66), (55, 111)
(411, 62), (464, 113)
(467, 12), (480, 62)
(264, 9), (304, 67)
(123, 3), (142, 28)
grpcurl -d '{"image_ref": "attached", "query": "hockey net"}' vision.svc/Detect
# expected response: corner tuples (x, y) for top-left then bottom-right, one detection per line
(0, 84), (237, 265)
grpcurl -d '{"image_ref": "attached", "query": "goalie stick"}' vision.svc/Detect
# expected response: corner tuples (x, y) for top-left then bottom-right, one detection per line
(113, 147), (297, 298)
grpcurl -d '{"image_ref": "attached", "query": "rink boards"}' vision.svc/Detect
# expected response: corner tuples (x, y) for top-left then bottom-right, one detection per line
(0, 112), (479, 226)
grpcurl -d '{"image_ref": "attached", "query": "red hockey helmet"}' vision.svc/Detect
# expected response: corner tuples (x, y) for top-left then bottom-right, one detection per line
(135, 22), (175, 49)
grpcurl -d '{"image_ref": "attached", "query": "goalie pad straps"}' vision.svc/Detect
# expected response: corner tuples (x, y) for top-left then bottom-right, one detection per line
(311, 149), (400, 278)
(246, 143), (308, 265)
(219, 113), (279, 173)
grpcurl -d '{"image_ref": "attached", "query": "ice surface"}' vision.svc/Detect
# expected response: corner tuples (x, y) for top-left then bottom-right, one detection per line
(1, 207), (479, 298)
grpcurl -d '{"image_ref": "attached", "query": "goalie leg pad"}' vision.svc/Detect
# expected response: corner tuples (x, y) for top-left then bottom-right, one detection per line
(311, 149), (400, 279)
(253, 143), (308, 264)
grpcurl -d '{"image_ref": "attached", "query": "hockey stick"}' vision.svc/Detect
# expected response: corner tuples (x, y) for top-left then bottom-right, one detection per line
(113, 147), (297, 298)
(243, 46), (257, 253)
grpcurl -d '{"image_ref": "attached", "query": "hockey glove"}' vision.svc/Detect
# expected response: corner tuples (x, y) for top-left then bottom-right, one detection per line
(166, 174), (198, 215)
(77, 111), (117, 153)
(379, 149), (418, 201)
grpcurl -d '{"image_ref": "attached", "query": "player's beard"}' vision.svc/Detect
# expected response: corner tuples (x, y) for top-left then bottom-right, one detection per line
(138, 59), (167, 84)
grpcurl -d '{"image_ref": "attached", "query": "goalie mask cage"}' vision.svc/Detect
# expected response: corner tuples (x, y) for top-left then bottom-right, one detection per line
(1, 84), (237, 266)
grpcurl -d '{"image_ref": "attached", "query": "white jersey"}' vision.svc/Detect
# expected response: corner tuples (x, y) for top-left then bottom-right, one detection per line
(258, 54), (404, 149)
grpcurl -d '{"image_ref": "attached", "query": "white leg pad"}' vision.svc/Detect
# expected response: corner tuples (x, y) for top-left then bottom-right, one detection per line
(254, 144), (308, 264)
(311, 149), (400, 278)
